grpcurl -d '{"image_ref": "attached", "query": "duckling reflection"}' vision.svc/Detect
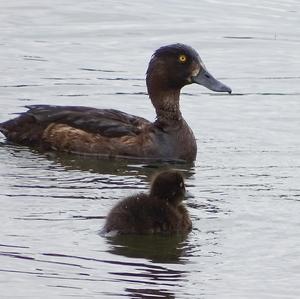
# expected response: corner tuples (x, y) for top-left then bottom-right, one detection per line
(106, 234), (188, 263)
(103, 170), (192, 235)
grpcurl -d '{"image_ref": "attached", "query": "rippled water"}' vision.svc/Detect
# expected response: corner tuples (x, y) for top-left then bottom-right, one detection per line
(1, 0), (300, 298)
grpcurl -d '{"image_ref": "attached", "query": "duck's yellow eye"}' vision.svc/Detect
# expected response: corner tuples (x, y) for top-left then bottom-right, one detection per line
(178, 54), (187, 63)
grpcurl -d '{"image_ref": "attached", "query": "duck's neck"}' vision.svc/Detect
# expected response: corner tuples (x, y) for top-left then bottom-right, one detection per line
(149, 88), (182, 122)
(146, 62), (183, 122)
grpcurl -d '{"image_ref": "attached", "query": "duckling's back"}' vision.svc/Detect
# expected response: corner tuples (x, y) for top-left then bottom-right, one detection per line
(103, 193), (191, 235)
(104, 193), (154, 234)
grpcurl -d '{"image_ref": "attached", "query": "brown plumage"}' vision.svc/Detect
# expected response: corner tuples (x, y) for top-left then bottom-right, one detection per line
(0, 44), (231, 162)
(103, 170), (192, 235)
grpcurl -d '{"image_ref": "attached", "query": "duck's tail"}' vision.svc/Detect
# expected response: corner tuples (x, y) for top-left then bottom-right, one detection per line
(0, 118), (16, 137)
(0, 123), (8, 135)
(0, 113), (45, 145)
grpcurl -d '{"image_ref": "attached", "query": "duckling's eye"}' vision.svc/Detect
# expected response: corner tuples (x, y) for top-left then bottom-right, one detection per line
(178, 54), (187, 63)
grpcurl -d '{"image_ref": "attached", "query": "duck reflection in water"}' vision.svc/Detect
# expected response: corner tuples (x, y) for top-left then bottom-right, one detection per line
(125, 288), (175, 299)
(43, 150), (196, 179)
(103, 170), (192, 235)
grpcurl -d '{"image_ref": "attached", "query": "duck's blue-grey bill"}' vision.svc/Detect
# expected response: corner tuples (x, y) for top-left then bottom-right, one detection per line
(192, 69), (232, 94)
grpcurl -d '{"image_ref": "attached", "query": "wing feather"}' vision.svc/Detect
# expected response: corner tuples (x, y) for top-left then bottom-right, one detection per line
(25, 105), (151, 137)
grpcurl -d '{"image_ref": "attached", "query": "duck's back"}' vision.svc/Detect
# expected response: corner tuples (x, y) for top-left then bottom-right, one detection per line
(0, 105), (148, 141)
(0, 105), (155, 154)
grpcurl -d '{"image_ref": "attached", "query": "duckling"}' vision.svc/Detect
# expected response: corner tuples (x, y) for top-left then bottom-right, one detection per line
(103, 170), (192, 235)
(0, 44), (231, 162)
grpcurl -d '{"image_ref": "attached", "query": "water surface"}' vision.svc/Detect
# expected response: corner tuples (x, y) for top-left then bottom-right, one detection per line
(1, 0), (300, 298)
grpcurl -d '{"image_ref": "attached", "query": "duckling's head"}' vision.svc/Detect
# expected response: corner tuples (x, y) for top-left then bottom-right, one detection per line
(149, 170), (186, 206)
(146, 43), (231, 94)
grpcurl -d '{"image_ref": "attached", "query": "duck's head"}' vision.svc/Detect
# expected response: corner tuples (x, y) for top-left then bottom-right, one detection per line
(146, 43), (231, 95)
(150, 170), (186, 206)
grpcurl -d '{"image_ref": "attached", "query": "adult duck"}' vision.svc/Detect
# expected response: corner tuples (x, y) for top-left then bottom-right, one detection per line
(0, 44), (231, 162)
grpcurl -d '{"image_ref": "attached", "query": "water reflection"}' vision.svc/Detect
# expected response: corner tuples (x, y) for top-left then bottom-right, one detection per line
(45, 151), (196, 177)
(1, 141), (195, 179)
(125, 287), (175, 298)
(106, 234), (189, 298)
(39, 251), (187, 298)
(106, 234), (189, 263)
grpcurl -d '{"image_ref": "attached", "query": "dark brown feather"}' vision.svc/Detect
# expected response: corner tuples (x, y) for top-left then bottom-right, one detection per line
(0, 113), (46, 145)
(0, 105), (156, 155)
(103, 170), (192, 235)
(26, 105), (150, 137)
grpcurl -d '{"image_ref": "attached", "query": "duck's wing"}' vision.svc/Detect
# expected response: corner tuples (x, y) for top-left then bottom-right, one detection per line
(26, 105), (150, 137)
(0, 104), (152, 145)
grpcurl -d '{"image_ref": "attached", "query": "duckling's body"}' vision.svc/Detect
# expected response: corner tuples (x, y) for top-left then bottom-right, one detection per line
(103, 170), (191, 235)
(0, 44), (231, 162)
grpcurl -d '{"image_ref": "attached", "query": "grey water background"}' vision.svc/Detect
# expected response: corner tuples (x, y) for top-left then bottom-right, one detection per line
(0, 0), (300, 298)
